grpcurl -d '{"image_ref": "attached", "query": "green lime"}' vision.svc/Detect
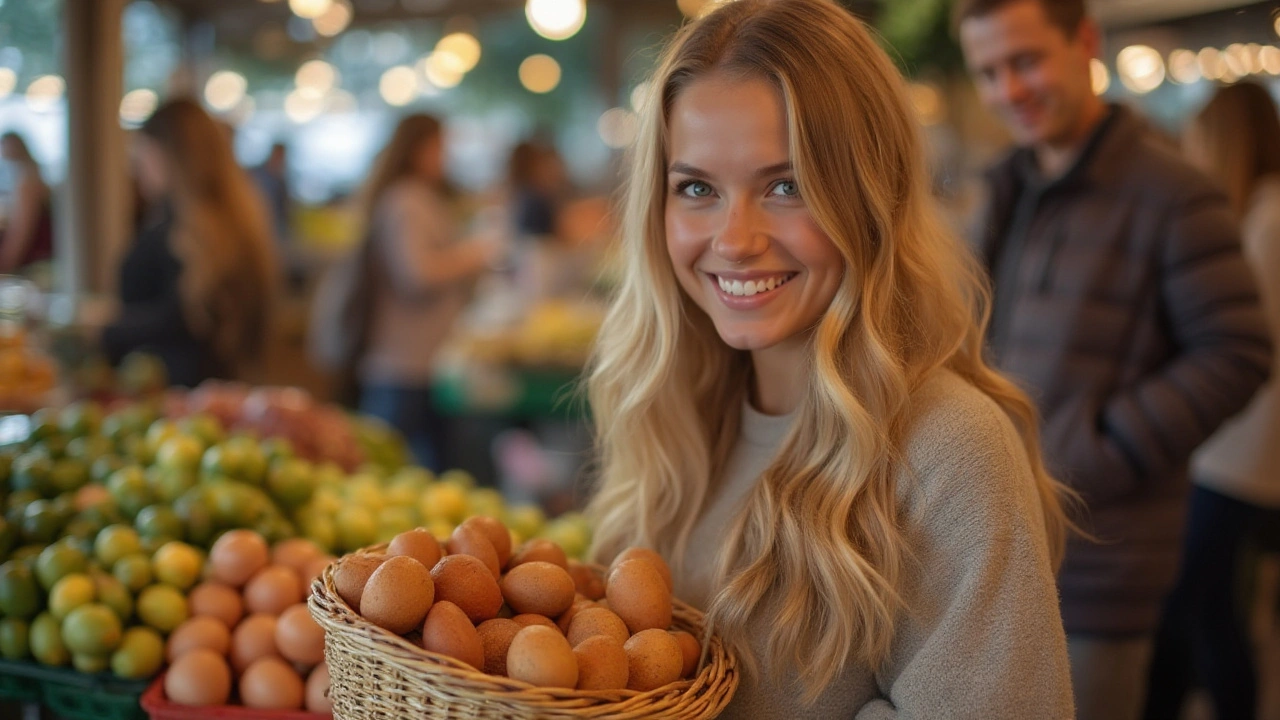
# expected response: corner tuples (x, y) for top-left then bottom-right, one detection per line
(136, 584), (188, 633)
(0, 516), (15, 560)
(135, 505), (183, 542)
(178, 414), (225, 448)
(64, 435), (113, 464)
(90, 455), (126, 485)
(0, 560), (40, 619)
(111, 553), (152, 593)
(106, 466), (153, 519)
(35, 542), (88, 590)
(156, 435), (205, 474)
(0, 617), (29, 659)
(267, 457), (316, 509)
(146, 466), (196, 504)
(62, 603), (122, 655)
(59, 401), (104, 438)
(72, 652), (109, 673)
(92, 573), (132, 622)
(10, 451), (53, 495)
(110, 626), (164, 679)
(94, 524), (142, 568)
(29, 612), (69, 666)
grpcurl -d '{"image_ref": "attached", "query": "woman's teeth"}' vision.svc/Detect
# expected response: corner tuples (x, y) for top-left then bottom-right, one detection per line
(716, 273), (796, 297)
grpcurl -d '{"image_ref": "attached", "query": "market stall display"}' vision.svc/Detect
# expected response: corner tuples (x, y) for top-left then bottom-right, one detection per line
(0, 393), (594, 718)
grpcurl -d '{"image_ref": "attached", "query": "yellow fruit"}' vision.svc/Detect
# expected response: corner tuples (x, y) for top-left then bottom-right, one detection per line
(49, 573), (96, 619)
(137, 584), (189, 633)
(111, 626), (164, 679)
(152, 541), (203, 590)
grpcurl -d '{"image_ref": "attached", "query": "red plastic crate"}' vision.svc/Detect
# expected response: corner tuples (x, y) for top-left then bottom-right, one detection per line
(140, 676), (331, 720)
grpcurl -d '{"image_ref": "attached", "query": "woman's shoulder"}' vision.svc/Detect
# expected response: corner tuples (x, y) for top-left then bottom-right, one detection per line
(895, 369), (1034, 509)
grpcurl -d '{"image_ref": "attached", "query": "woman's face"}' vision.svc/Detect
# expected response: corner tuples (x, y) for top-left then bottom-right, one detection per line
(132, 136), (170, 203)
(413, 133), (445, 184)
(665, 74), (844, 354)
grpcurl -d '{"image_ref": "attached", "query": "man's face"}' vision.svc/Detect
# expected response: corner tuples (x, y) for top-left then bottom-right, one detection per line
(960, 0), (1098, 149)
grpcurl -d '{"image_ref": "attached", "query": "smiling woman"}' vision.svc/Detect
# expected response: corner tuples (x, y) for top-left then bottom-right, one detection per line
(584, 0), (1076, 717)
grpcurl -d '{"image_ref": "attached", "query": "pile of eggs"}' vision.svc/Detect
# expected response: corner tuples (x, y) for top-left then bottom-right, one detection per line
(334, 516), (698, 692)
(162, 530), (334, 714)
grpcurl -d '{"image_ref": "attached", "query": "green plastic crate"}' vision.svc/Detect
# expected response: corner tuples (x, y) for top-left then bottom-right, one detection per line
(0, 658), (149, 720)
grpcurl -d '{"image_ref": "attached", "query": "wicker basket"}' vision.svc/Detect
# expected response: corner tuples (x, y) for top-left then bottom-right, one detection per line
(308, 545), (738, 719)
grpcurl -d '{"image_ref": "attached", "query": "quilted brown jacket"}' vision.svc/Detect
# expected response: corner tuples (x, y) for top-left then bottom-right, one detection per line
(978, 105), (1273, 636)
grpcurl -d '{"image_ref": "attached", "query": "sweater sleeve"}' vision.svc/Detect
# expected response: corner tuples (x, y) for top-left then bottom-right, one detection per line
(376, 183), (491, 298)
(1092, 186), (1273, 500)
(855, 386), (1074, 719)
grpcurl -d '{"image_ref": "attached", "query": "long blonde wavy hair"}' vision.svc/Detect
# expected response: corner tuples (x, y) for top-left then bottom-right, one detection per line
(140, 99), (278, 373)
(587, 0), (1071, 700)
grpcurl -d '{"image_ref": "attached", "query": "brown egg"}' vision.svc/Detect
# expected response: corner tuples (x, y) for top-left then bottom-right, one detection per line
(239, 656), (305, 710)
(671, 630), (700, 678)
(359, 555), (434, 635)
(276, 603), (326, 666)
(567, 607), (630, 648)
(567, 560), (606, 600)
(231, 614), (280, 674)
(509, 539), (568, 570)
(609, 548), (673, 593)
(244, 565), (303, 616)
(623, 629), (683, 692)
(388, 528), (443, 570)
(501, 561), (576, 617)
(606, 560), (672, 635)
(556, 596), (595, 634)
(512, 614), (560, 632)
(333, 554), (386, 610)
(302, 555), (336, 588)
(460, 516), (512, 568)
(447, 524), (501, 580)
(209, 530), (270, 588)
(477, 618), (521, 676)
(421, 601), (484, 671)
(165, 649), (232, 706)
(305, 662), (332, 714)
(430, 554), (503, 623)
(271, 539), (323, 578)
(188, 582), (244, 629)
(506, 625), (578, 689)
(166, 616), (231, 662)
(573, 635), (629, 691)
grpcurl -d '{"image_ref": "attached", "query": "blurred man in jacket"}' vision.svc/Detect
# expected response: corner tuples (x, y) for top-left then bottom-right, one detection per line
(956, 1), (1273, 718)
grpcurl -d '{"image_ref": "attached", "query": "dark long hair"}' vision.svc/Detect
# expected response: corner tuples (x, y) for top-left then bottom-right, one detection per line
(140, 99), (279, 372)
(1185, 81), (1280, 217)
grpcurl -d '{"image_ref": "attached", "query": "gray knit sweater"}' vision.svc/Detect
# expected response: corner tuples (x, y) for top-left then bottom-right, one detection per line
(676, 370), (1074, 718)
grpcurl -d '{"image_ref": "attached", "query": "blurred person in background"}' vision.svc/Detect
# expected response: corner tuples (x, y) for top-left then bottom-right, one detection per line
(508, 140), (568, 239)
(253, 142), (303, 289)
(1143, 80), (1280, 720)
(352, 114), (504, 471)
(102, 99), (279, 387)
(0, 131), (54, 273)
(955, 1), (1272, 718)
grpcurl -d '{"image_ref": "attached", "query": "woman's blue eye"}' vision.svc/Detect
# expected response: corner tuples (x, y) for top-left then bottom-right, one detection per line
(678, 181), (713, 198)
(771, 180), (800, 197)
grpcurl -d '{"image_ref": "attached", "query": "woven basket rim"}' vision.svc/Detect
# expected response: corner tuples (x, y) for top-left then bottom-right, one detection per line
(309, 544), (740, 712)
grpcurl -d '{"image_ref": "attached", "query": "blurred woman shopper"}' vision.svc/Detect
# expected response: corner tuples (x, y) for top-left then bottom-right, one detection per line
(0, 131), (54, 273)
(1143, 80), (1280, 720)
(103, 99), (278, 388)
(585, 0), (1075, 716)
(351, 114), (503, 471)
